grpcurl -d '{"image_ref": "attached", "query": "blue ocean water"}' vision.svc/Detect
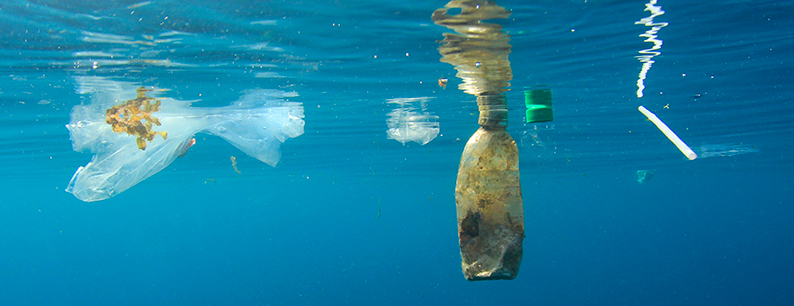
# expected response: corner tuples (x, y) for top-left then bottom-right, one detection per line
(1, 0), (793, 305)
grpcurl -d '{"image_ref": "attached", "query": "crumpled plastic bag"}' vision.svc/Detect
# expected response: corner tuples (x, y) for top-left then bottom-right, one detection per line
(65, 78), (304, 202)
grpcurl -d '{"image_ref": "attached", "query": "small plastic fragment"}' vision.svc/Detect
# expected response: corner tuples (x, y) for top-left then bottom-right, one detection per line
(637, 169), (656, 183)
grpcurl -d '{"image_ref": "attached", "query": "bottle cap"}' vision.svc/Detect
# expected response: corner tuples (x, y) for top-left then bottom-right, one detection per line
(524, 88), (553, 123)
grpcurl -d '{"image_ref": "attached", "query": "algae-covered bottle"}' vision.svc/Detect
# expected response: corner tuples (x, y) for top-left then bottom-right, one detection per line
(455, 94), (524, 280)
(434, 0), (525, 280)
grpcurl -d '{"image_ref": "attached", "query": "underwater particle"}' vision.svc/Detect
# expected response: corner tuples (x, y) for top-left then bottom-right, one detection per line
(438, 77), (449, 89)
(230, 156), (241, 174)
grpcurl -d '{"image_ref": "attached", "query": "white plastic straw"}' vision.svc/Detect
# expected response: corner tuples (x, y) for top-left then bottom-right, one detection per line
(638, 106), (697, 160)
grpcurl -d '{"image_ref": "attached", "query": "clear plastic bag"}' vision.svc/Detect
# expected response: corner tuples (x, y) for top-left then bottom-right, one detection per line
(65, 77), (304, 202)
(385, 97), (439, 145)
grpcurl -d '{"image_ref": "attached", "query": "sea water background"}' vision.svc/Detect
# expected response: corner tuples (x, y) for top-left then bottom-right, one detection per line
(1, 0), (793, 305)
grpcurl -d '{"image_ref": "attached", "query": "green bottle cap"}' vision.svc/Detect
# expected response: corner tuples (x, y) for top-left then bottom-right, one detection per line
(524, 88), (553, 123)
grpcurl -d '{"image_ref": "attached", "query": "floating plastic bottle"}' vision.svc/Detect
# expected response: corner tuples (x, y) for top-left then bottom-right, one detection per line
(434, 0), (524, 280)
(455, 123), (524, 280)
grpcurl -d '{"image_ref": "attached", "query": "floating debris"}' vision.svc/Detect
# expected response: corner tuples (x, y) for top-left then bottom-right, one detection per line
(230, 156), (241, 174)
(105, 87), (167, 150)
(638, 106), (697, 160)
(637, 170), (656, 183)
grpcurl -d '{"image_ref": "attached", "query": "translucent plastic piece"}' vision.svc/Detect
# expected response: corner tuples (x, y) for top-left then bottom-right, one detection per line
(385, 97), (439, 145)
(699, 143), (759, 158)
(637, 169), (656, 183)
(65, 78), (304, 202)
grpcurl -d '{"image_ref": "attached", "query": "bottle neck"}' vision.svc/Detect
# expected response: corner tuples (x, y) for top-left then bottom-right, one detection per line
(477, 93), (508, 128)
